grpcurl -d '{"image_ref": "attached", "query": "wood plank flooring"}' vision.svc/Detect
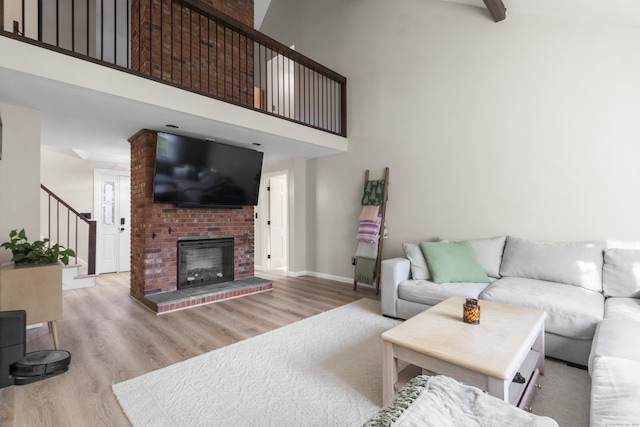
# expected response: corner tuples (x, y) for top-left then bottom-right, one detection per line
(0, 272), (379, 427)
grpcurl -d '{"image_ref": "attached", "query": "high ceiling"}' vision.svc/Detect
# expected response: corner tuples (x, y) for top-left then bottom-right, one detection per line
(444, 0), (640, 28)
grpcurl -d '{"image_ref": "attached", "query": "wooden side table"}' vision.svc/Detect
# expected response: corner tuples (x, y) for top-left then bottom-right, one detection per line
(0, 262), (63, 349)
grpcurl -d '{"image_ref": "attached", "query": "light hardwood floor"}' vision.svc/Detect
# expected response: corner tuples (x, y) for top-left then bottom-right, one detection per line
(0, 271), (379, 426)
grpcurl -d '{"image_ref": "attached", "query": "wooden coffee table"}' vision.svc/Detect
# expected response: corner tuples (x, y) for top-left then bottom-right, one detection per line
(382, 296), (546, 410)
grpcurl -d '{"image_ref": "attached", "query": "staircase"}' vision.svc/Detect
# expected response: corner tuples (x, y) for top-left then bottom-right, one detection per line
(41, 185), (97, 290)
(62, 264), (97, 290)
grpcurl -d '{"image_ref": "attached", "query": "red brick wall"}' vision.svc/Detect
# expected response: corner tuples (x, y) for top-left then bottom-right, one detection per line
(200, 0), (253, 25)
(131, 0), (254, 107)
(129, 129), (255, 308)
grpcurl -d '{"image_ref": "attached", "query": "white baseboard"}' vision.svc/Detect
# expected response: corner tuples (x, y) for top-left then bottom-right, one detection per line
(305, 271), (353, 284)
(287, 270), (309, 277)
(292, 271), (376, 288)
(258, 268), (374, 289)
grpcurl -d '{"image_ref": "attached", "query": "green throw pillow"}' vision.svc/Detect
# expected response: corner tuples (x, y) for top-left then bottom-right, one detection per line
(419, 241), (490, 284)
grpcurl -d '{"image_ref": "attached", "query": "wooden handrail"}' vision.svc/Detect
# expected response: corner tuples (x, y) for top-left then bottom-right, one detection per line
(41, 184), (91, 225)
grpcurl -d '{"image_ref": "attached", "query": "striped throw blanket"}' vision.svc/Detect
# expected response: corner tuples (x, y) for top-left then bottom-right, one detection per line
(357, 215), (382, 243)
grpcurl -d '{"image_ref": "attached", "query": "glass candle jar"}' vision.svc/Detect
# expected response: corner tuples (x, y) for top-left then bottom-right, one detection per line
(463, 298), (480, 324)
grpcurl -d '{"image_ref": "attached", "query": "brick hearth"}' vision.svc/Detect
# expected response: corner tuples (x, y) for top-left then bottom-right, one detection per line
(129, 129), (270, 313)
(145, 277), (272, 314)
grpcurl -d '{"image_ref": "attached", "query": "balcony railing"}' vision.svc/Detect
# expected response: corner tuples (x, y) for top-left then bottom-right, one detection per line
(0, 0), (347, 137)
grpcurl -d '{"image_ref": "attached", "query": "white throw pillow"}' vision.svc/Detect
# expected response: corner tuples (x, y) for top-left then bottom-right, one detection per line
(467, 236), (506, 279)
(602, 248), (640, 298)
(402, 243), (431, 280)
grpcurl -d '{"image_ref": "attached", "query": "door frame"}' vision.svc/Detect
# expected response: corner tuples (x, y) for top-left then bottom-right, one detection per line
(258, 170), (289, 271)
(93, 168), (130, 274)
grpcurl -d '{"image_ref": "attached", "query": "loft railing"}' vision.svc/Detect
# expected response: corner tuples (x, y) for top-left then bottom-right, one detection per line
(41, 184), (97, 275)
(0, 0), (347, 137)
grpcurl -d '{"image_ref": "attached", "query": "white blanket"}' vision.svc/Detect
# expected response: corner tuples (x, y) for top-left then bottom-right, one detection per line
(364, 375), (559, 427)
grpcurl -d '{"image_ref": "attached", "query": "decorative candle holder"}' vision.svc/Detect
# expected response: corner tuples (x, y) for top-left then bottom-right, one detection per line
(463, 298), (480, 324)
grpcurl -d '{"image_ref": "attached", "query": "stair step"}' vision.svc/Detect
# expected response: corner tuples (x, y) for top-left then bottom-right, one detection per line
(62, 269), (97, 291)
(74, 274), (98, 280)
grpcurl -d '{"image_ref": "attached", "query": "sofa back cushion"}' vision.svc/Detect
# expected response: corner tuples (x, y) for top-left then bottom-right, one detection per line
(602, 249), (640, 298)
(499, 236), (605, 292)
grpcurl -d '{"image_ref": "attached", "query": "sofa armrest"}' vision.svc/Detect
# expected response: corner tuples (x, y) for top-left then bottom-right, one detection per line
(381, 257), (411, 317)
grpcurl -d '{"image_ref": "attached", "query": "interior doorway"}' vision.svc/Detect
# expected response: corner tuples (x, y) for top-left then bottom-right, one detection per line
(94, 169), (131, 274)
(260, 172), (288, 271)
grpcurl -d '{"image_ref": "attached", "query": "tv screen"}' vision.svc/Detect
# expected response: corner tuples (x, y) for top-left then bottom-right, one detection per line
(153, 133), (263, 208)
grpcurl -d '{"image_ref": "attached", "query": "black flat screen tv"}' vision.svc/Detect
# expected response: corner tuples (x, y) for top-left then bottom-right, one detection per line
(152, 132), (263, 208)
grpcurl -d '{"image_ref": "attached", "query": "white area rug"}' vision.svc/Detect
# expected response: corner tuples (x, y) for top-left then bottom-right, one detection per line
(113, 298), (591, 426)
(113, 299), (401, 426)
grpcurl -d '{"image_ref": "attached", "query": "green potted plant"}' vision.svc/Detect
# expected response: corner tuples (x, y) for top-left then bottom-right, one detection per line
(1, 228), (76, 266)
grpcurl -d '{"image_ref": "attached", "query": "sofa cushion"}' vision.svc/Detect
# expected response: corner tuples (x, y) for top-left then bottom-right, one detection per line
(402, 243), (431, 280)
(499, 236), (605, 292)
(602, 248), (640, 298)
(420, 241), (490, 284)
(442, 236), (506, 279)
(605, 239), (640, 249)
(590, 356), (640, 427)
(480, 277), (604, 340)
(399, 279), (491, 307)
(588, 320), (640, 373)
(604, 298), (640, 321)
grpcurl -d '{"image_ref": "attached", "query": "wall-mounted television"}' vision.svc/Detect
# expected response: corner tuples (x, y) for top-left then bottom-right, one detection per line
(152, 132), (263, 208)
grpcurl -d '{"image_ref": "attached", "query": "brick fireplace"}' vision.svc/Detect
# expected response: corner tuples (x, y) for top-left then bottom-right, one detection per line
(129, 129), (271, 313)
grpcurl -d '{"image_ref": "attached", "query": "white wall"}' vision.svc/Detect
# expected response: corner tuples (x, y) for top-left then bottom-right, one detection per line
(0, 103), (41, 263)
(261, 0), (640, 280)
(40, 146), (127, 215)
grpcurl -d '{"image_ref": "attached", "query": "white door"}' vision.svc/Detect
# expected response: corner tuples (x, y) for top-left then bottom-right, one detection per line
(95, 170), (131, 274)
(268, 175), (288, 270)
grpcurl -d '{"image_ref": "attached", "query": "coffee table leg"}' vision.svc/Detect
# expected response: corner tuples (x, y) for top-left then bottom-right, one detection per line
(532, 323), (545, 375)
(382, 341), (397, 406)
(487, 377), (509, 402)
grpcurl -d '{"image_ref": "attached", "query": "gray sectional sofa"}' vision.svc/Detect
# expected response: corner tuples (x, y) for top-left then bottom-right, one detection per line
(380, 236), (640, 426)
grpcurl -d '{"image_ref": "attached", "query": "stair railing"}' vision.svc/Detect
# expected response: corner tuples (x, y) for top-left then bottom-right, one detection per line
(40, 184), (96, 275)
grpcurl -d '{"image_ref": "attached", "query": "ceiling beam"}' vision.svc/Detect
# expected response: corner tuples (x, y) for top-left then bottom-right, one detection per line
(482, 0), (506, 22)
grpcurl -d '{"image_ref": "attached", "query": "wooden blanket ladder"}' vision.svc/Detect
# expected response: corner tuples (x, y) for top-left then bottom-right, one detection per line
(353, 167), (389, 295)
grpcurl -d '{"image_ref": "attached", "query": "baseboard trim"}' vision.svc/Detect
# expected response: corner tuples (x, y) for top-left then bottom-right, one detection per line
(306, 271), (352, 284)
(266, 269), (374, 289)
(301, 271), (372, 287)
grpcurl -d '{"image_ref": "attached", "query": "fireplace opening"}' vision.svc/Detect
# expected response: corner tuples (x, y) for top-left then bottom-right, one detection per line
(177, 238), (234, 290)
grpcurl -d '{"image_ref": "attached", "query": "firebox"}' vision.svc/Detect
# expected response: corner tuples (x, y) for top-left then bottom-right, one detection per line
(177, 237), (234, 290)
